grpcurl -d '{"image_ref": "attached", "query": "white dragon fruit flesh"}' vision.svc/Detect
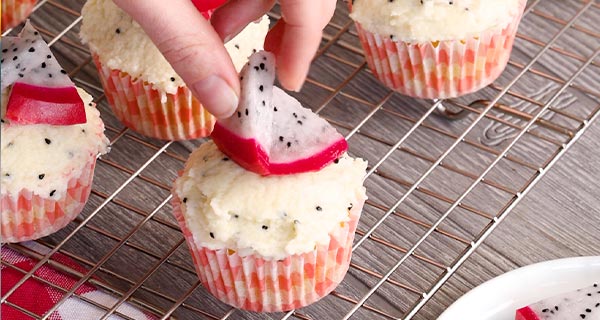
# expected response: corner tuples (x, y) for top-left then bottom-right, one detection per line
(1, 21), (85, 125)
(516, 282), (600, 320)
(211, 51), (347, 175)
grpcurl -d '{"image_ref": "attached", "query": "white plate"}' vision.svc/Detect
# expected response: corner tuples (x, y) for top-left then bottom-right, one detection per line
(438, 256), (600, 320)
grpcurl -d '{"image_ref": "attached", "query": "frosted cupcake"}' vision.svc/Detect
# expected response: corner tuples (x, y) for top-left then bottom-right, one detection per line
(172, 51), (367, 312)
(1, 23), (110, 243)
(80, 0), (270, 140)
(172, 142), (366, 312)
(1, 89), (109, 242)
(1, 0), (36, 32)
(349, 0), (526, 99)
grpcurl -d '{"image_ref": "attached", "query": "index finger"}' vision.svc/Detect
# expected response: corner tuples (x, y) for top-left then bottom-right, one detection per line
(113, 0), (240, 118)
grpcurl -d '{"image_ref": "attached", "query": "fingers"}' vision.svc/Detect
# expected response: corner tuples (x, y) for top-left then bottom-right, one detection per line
(211, 0), (275, 42)
(113, 0), (239, 118)
(114, 0), (336, 114)
(265, 0), (336, 91)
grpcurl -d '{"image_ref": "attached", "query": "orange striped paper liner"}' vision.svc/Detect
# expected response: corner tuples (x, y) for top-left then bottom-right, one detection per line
(92, 54), (215, 141)
(353, 1), (526, 99)
(172, 192), (364, 312)
(1, 0), (36, 32)
(1, 158), (96, 243)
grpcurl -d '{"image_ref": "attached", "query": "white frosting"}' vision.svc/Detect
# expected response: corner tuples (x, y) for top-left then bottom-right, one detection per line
(350, 0), (522, 42)
(80, 0), (269, 95)
(1, 88), (110, 198)
(174, 141), (367, 259)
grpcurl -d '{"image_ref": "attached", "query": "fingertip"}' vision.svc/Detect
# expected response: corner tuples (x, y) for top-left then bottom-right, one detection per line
(211, 0), (275, 43)
(214, 107), (238, 119)
(191, 75), (239, 119)
(277, 68), (305, 92)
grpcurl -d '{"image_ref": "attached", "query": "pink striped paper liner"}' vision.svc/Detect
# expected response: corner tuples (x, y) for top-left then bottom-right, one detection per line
(92, 54), (215, 141)
(353, 1), (525, 99)
(1, 0), (36, 31)
(172, 192), (364, 312)
(1, 158), (96, 243)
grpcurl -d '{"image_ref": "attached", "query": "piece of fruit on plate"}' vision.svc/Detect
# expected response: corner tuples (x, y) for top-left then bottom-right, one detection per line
(211, 51), (348, 176)
(516, 282), (600, 320)
(1, 21), (86, 125)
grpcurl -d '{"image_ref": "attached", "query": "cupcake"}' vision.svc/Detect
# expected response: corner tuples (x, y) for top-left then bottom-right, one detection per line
(1, 0), (36, 32)
(79, 0), (270, 141)
(172, 51), (368, 312)
(172, 142), (367, 312)
(1, 23), (110, 243)
(349, 0), (526, 99)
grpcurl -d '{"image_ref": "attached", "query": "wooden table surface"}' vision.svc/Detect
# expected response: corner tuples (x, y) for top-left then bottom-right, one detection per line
(421, 118), (600, 318)
(5, 0), (600, 319)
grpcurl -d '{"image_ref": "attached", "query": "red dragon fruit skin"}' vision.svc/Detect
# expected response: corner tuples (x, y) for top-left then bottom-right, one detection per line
(211, 51), (348, 176)
(2, 21), (86, 125)
(190, 0), (227, 18)
(515, 283), (600, 320)
(5, 83), (86, 125)
(212, 121), (348, 176)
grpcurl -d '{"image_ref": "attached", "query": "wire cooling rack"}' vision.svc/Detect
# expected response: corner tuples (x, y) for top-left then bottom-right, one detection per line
(2, 0), (600, 319)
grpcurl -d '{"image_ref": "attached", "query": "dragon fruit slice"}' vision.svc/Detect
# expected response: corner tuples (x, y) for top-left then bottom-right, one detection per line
(211, 51), (348, 176)
(516, 282), (600, 320)
(1, 21), (86, 125)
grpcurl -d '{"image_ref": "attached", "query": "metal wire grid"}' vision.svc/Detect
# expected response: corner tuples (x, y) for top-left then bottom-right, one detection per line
(2, 0), (600, 319)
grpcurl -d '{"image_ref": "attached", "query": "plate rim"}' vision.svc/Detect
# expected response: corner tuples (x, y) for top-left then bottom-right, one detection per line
(438, 256), (600, 320)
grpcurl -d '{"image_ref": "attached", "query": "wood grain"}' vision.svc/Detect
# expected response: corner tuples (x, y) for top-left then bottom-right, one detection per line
(3, 0), (599, 319)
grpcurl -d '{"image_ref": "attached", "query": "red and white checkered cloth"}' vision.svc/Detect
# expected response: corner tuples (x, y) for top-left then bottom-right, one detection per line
(1, 242), (157, 320)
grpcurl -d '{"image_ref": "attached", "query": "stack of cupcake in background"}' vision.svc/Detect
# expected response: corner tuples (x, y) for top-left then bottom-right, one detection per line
(1, 22), (110, 243)
(1, 0), (37, 32)
(349, 0), (527, 99)
(79, 0), (270, 141)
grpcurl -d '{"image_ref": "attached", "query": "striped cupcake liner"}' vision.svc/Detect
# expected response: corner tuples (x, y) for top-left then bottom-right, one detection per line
(172, 193), (363, 312)
(354, 2), (525, 99)
(1, 0), (36, 32)
(92, 54), (215, 141)
(1, 158), (96, 243)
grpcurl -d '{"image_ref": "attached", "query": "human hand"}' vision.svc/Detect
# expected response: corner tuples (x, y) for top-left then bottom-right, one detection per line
(112, 0), (336, 119)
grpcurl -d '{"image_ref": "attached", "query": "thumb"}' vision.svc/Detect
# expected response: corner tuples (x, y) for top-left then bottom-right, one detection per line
(113, 0), (239, 118)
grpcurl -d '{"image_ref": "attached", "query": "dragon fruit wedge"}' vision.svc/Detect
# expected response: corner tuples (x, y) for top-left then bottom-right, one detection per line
(211, 51), (348, 176)
(1, 21), (86, 125)
(516, 282), (600, 320)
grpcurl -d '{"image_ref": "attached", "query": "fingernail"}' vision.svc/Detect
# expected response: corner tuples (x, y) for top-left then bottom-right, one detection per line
(289, 81), (303, 92)
(192, 75), (238, 118)
(222, 26), (245, 44)
(283, 79), (303, 92)
(279, 69), (306, 92)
